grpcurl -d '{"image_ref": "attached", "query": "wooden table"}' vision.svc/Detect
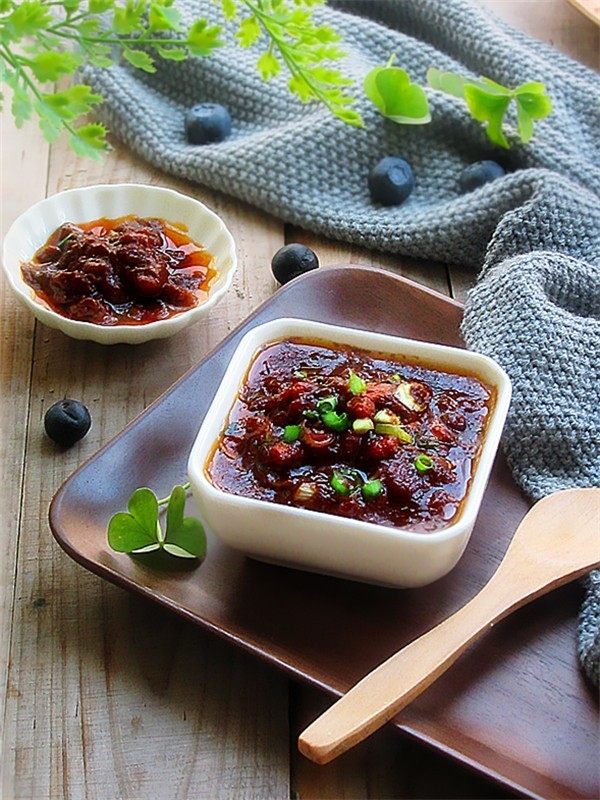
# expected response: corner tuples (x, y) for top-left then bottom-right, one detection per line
(1, 3), (597, 797)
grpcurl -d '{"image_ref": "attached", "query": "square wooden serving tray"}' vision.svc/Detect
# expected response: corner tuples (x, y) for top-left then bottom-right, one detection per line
(50, 267), (598, 800)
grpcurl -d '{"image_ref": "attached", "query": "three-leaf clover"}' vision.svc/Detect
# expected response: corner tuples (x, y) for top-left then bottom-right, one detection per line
(427, 68), (552, 148)
(108, 484), (207, 560)
(364, 55), (431, 125)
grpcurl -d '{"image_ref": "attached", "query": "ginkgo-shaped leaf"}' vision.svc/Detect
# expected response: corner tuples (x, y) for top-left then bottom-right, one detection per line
(426, 67), (469, 99)
(463, 84), (512, 148)
(107, 487), (161, 553)
(514, 83), (553, 143)
(364, 60), (431, 125)
(164, 485), (207, 559)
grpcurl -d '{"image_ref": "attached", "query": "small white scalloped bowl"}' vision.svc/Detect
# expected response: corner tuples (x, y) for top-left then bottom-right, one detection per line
(2, 183), (237, 344)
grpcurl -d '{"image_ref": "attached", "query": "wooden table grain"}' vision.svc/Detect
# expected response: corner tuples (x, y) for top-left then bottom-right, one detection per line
(1, 3), (597, 798)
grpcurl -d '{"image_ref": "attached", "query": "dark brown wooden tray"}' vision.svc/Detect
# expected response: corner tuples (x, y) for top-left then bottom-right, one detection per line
(50, 267), (598, 800)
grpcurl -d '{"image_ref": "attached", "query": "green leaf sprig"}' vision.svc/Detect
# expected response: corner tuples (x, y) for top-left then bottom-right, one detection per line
(230, 0), (362, 127)
(0, 0), (223, 158)
(108, 482), (207, 560)
(0, 0), (360, 159)
(427, 67), (552, 148)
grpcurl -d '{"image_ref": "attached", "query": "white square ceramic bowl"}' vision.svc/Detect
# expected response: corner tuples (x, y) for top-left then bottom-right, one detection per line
(188, 319), (511, 587)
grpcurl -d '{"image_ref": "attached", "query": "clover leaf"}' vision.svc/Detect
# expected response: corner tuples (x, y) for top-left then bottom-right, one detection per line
(107, 483), (206, 561)
(164, 485), (207, 559)
(425, 67), (469, 99)
(464, 83), (512, 148)
(108, 488), (161, 554)
(514, 82), (553, 143)
(364, 55), (431, 125)
(426, 68), (552, 149)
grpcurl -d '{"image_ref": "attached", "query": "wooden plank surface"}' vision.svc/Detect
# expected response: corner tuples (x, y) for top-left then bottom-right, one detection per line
(0, 103), (50, 791)
(1, 137), (290, 800)
(1, 2), (597, 798)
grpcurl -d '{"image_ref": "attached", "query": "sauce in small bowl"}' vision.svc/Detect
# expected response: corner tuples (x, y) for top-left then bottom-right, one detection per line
(207, 338), (495, 533)
(21, 216), (216, 326)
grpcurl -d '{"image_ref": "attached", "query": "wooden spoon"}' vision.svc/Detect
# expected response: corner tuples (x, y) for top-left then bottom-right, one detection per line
(299, 488), (600, 765)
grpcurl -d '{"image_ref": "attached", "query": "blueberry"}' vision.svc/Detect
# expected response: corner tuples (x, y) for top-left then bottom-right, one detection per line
(271, 244), (320, 285)
(368, 157), (414, 206)
(185, 103), (231, 145)
(459, 160), (506, 193)
(44, 399), (91, 447)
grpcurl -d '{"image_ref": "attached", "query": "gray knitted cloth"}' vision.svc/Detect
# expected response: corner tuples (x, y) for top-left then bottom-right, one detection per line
(82, 0), (600, 685)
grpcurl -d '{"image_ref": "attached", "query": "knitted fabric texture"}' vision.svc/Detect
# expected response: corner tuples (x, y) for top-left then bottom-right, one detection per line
(82, 0), (600, 684)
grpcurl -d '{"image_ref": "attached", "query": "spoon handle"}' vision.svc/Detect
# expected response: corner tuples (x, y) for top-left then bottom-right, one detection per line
(298, 579), (517, 765)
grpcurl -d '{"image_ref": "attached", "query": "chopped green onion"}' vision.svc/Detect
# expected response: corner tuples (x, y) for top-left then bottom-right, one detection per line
(362, 479), (383, 501)
(374, 423), (413, 443)
(330, 471), (351, 496)
(391, 373), (402, 382)
(352, 417), (374, 434)
(415, 454), (434, 474)
(282, 424), (302, 443)
(317, 396), (337, 415)
(348, 370), (367, 396)
(294, 370), (307, 378)
(303, 409), (320, 420)
(57, 233), (75, 249)
(321, 410), (350, 432)
(374, 409), (398, 424)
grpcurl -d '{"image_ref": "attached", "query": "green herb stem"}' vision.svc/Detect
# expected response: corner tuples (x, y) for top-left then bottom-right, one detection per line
(156, 480), (191, 506)
(239, 0), (358, 123)
(1, 41), (81, 139)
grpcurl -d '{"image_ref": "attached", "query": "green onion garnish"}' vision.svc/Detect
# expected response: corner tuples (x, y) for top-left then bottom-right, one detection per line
(348, 370), (367, 396)
(57, 233), (75, 248)
(362, 479), (383, 501)
(373, 409), (397, 424)
(303, 409), (320, 420)
(282, 424), (302, 443)
(415, 454), (434, 474)
(294, 370), (307, 378)
(391, 373), (401, 382)
(317, 396), (337, 415)
(330, 471), (351, 496)
(374, 423), (413, 443)
(321, 410), (350, 432)
(352, 417), (374, 434)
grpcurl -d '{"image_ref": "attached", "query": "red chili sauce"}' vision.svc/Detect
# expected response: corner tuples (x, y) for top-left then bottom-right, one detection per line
(21, 216), (216, 325)
(208, 339), (495, 532)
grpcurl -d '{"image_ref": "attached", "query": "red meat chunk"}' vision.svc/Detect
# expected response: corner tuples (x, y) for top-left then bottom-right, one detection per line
(161, 281), (198, 308)
(383, 458), (421, 505)
(440, 411), (467, 432)
(347, 395), (376, 419)
(117, 244), (169, 297)
(48, 270), (95, 304)
(364, 434), (400, 461)
(267, 441), (304, 470)
(67, 297), (117, 325)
